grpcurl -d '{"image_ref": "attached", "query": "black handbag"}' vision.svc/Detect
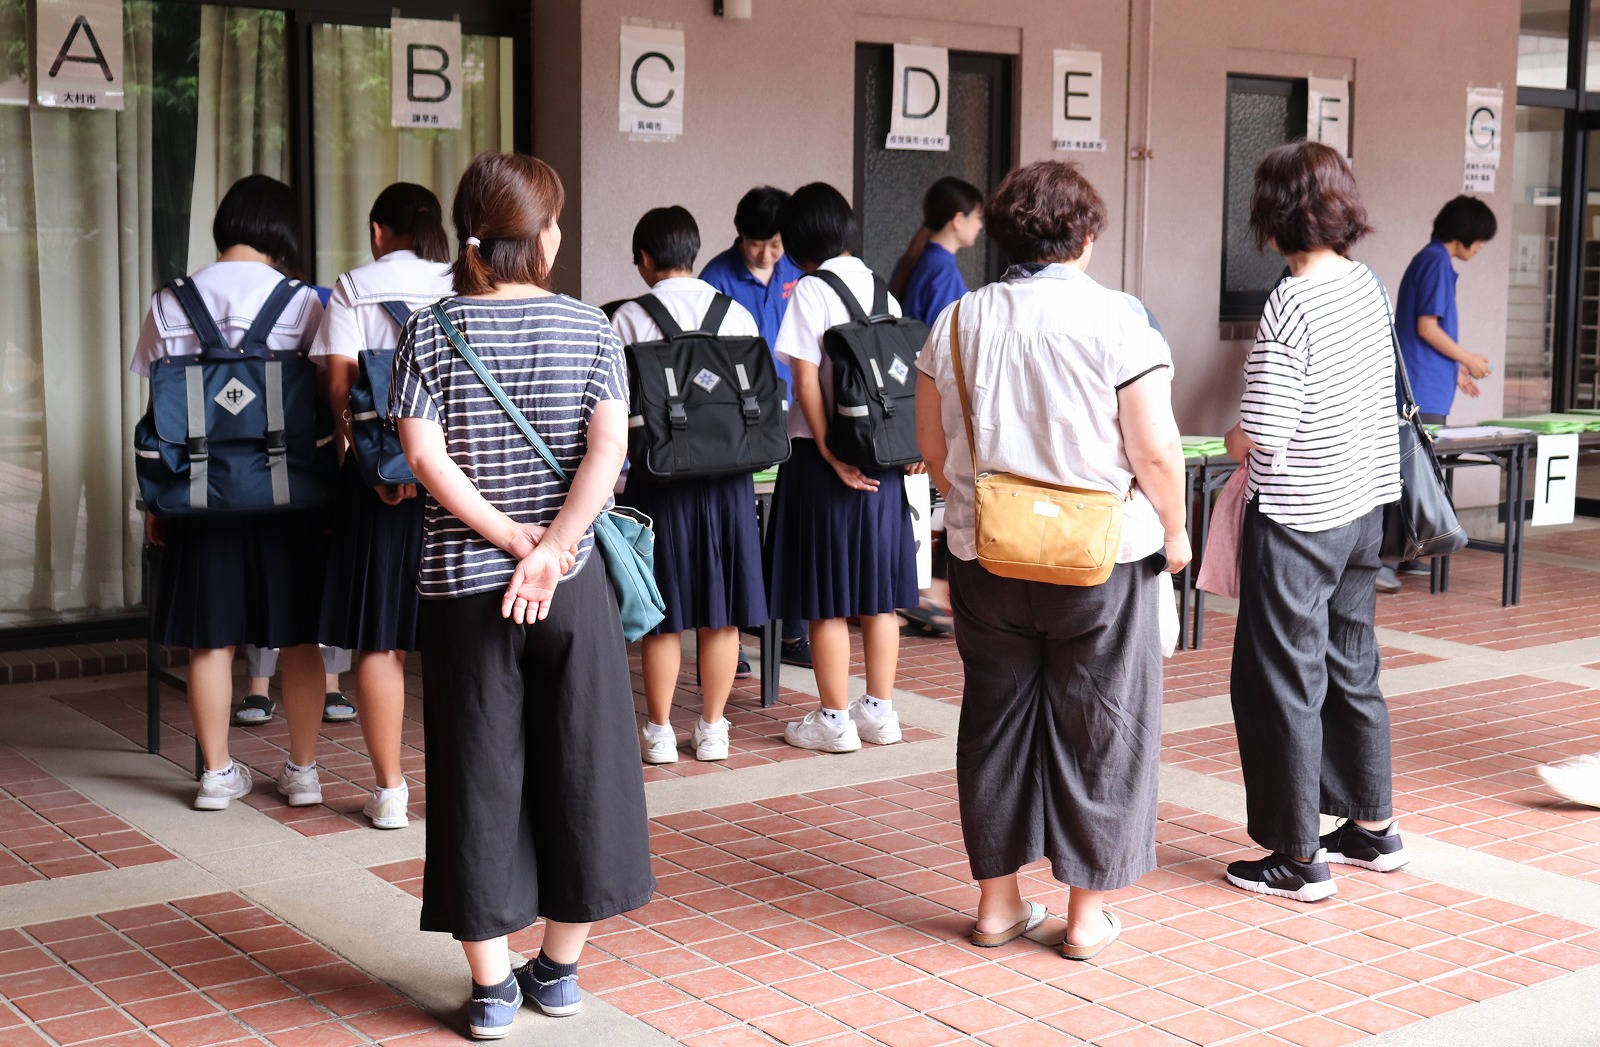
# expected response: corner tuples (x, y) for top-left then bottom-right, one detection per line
(1380, 306), (1469, 562)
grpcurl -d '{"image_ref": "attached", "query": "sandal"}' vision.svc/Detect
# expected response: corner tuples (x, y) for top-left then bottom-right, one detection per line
(898, 606), (954, 638)
(322, 692), (358, 723)
(231, 694), (275, 727)
(971, 901), (1047, 948)
(1061, 910), (1121, 962)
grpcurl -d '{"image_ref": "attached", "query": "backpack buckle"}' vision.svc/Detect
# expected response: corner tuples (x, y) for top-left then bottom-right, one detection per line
(740, 394), (761, 423)
(668, 401), (689, 430)
(186, 436), (209, 462)
(265, 429), (287, 457)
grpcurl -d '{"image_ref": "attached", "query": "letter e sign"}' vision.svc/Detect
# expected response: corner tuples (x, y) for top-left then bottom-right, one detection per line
(36, 0), (124, 110)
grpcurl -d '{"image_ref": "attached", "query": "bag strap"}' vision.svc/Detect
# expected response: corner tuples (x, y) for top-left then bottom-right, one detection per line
(165, 278), (229, 354)
(806, 269), (870, 324)
(379, 300), (415, 331)
(947, 302), (980, 477)
(699, 293), (733, 335)
(635, 294), (685, 339)
(429, 303), (571, 486)
(1379, 288), (1422, 418)
(239, 279), (304, 355)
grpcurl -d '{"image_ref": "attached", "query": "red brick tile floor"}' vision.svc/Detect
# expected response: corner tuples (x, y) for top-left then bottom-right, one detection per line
(0, 746), (174, 884)
(0, 892), (453, 1047)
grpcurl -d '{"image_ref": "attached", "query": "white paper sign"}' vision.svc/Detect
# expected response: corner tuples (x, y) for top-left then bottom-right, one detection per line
(619, 24), (684, 138)
(888, 44), (949, 151)
(391, 18), (462, 130)
(35, 0), (123, 110)
(1464, 86), (1503, 193)
(1531, 433), (1579, 526)
(1307, 77), (1350, 158)
(1053, 50), (1104, 152)
(903, 473), (933, 589)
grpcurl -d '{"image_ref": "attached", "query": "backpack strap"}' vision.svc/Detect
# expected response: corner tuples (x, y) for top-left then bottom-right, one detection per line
(635, 294), (686, 338)
(239, 279), (304, 355)
(698, 294), (733, 335)
(165, 278), (229, 355)
(868, 275), (890, 320)
(379, 300), (415, 331)
(806, 269), (870, 324)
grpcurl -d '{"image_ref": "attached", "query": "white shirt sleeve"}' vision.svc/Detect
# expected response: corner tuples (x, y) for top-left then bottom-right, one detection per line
(130, 293), (168, 378)
(308, 275), (365, 362)
(610, 300), (654, 344)
(720, 300), (760, 338)
(772, 277), (827, 367)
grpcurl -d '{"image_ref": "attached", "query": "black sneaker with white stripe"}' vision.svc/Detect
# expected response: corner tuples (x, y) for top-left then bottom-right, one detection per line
(1225, 849), (1337, 902)
(1320, 819), (1411, 872)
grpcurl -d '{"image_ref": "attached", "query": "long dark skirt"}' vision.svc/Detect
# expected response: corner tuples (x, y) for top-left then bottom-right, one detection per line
(418, 558), (657, 940)
(151, 510), (325, 650)
(764, 438), (918, 622)
(949, 555), (1164, 891)
(318, 460), (424, 652)
(620, 471), (765, 635)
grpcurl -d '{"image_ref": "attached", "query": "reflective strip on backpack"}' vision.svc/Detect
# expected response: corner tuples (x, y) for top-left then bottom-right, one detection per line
(350, 411), (380, 422)
(869, 359), (885, 389)
(735, 364), (751, 391)
(264, 361), (290, 506)
(185, 366), (208, 510)
(628, 415), (645, 428)
(837, 405), (871, 417)
(664, 368), (680, 398)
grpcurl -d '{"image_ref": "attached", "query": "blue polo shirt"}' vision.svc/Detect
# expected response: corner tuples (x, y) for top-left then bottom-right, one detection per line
(1394, 239), (1460, 418)
(893, 242), (968, 326)
(700, 242), (804, 391)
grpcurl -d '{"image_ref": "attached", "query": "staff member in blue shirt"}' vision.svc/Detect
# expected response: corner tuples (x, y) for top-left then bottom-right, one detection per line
(889, 177), (985, 326)
(1379, 194), (1497, 594)
(702, 186), (813, 666)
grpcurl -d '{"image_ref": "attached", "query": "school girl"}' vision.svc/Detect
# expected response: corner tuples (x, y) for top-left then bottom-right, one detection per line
(889, 176), (985, 326)
(766, 182), (918, 753)
(614, 206), (766, 764)
(310, 182), (455, 829)
(392, 153), (653, 1039)
(132, 175), (328, 811)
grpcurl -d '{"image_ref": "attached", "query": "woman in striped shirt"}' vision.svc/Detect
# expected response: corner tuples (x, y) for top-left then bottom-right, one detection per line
(1221, 142), (1407, 904)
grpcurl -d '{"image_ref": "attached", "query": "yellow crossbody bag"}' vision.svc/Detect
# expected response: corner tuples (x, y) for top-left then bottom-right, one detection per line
(949, 302), (1130, 586)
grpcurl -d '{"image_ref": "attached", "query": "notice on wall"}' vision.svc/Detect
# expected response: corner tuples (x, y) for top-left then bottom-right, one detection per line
(904, 473), (933, 589)
(391, 18), (462, 129)
(1307, 77), (1349, 158)
(1531, 433), (1579, 526)
(1464, 86), (1503, 194)
(35, 0), (123, 110)
(619, 24), (684, 138)
(887, 44), (949, 151)
(1052, 50), (1104, 152)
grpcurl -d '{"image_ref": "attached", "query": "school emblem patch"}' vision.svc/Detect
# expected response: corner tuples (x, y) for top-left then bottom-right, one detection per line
(888, 356), (910, 385)
(214, 378), (257, 415)
(692, 368), (722, 393)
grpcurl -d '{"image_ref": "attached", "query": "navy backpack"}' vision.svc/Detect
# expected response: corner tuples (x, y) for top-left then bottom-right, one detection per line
(347, 300), (419, 486)
(134, 277), (338, 517)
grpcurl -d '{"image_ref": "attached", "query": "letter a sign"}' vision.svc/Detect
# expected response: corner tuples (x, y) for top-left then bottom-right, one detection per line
(392, 17), (462, 129)
(36, 0), (123, 110)
(888, 44), (949, 151)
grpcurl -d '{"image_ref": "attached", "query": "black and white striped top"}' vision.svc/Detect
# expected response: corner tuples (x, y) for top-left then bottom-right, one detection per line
(1240, 262), (1401, 532)
(391, 296), (628, 598)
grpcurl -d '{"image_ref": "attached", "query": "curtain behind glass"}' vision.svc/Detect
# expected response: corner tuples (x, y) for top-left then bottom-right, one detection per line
(186, 7), (290, 273)
(0, 4), (155, 621)
(311, 27), (512, 282)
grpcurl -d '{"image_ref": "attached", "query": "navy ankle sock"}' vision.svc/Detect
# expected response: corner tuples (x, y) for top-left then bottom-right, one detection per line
(472, 972), (518, 1003)
(529, 952), (578, 982)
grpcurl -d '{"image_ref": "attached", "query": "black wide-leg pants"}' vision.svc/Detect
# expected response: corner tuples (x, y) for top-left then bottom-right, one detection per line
(418, 557), (656, 940)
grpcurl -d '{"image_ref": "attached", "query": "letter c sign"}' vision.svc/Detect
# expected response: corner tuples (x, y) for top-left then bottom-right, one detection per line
(631, 51), (675, 108)
(619, 24), (685, 136)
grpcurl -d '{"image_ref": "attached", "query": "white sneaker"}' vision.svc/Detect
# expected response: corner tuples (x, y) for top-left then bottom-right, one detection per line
(1537, 752), (1600, 808)
(363, 786), (409, 829)
(692, 718), (730, 761)
(849, 698), (903, 745)
(783, 710), (861, 753)
(641, 722), (679, 764)
(194, 763), (252, 811)
(277, 762), (323, 807)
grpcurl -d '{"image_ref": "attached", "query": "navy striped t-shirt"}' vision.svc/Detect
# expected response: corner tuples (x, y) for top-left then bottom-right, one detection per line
(391, 295), (628, 599)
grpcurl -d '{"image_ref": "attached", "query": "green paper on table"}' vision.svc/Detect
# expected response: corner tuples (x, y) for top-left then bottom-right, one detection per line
(1181, 436), (1229, 458)
(1481, 414), (1600, 434)
(752, 468), (779, 484)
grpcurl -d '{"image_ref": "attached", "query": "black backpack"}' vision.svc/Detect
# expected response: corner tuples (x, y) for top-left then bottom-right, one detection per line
(134, 277), (337, 516)
(346, 299), (420, 486)
(808, 270), (929, 470)
(624, 293), (791, 481)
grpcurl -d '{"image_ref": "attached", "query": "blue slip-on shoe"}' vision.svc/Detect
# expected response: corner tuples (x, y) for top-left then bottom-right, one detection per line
(466, 981), (522, 1039)
(514, 959), (582, 1017)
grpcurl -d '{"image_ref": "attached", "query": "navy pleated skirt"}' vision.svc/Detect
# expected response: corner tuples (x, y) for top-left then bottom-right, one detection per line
(621, 470), (766, 635)
(151, 510), (325, 650)
(318, 460), (424, 652)
(764, 438), (919, 622)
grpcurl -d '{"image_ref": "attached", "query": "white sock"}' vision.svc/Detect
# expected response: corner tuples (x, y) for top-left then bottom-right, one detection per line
(818, 707), (847, 725)
(286, 759), (316, 774)
(644, 720), (672, 737)
(374, 783), (408, 801)
(698, 717), (726, 732)
(202, 761), (236, 781)
(860, 694), (890, 713)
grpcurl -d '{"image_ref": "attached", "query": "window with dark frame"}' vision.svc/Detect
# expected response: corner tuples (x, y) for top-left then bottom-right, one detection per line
(1220, 75), (1308, 324)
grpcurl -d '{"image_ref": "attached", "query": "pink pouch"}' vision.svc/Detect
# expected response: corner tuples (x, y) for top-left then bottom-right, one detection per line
(1195, 466), (1249, 599)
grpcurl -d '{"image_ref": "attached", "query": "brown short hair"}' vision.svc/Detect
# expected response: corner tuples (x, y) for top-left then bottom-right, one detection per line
(451, 153), (565, 295)
(1249, 141), (1373, 255)
(983, 161), (1106, 264)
